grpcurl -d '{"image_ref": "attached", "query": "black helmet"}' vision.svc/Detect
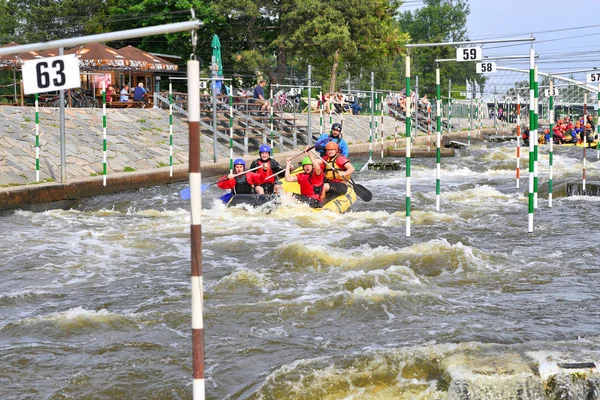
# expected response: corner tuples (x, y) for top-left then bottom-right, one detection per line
(331, 122), (342, 132)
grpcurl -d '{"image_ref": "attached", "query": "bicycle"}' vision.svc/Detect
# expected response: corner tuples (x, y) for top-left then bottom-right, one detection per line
(53, 89), (98, 114)
(272, 90), (298, 114)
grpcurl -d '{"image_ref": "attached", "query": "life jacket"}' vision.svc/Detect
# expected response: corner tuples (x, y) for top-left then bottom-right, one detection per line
(323, 154), (350, 183)
(233, 175), (253, 194)
(297, 172), (325, 200)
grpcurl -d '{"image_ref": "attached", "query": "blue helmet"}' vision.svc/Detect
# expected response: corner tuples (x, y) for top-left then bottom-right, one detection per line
(233, 158), (246, 167)
(259, 144), (271, 154)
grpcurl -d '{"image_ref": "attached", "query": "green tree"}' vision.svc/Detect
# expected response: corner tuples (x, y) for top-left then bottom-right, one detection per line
(101, 0), (215, 70)
(6, 0), (105, 43)
(213, 0), (408, 90)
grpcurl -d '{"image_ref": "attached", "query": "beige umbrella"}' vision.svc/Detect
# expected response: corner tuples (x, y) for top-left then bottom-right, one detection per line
(116, 45), (178, 71)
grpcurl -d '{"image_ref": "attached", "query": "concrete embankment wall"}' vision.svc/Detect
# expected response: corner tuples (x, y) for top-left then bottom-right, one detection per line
(0, 106), (486, 211)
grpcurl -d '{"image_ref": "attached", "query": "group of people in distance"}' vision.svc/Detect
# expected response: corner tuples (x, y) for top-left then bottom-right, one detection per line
(523, 115), (597, 146)
(104, 82), (148, 104)
(216, 123), (355, 208)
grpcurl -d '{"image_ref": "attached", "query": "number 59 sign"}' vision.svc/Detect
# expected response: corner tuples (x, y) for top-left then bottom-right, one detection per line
(22, 54), (80, 95)
(456, 47), (482, 62)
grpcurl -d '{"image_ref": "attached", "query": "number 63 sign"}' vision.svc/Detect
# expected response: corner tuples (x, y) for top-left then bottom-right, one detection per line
(22, 54), (81, 95)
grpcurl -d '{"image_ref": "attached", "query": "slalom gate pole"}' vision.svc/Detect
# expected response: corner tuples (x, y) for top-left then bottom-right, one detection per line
(102, 81), (107, 187)
(394, 104), (398, 149)
(435, 66), (442, 211)
(380, 93), (385, 159)
(368, 72), (374, 165)
(169, 83), (174, 177)
(548, 81), (554, 207)
(269, 87), (274, 148)
(528, 47), (535, 232)
(516, 96), (521, 189)
(228, 85), (234, 174)
(405, 52), (412, 237)
(374, 93), (379, 153)
(495, 98), (498, 135)
(319, 90), (323, 137)
(533, 64), (539, 209)
(187, 58), (205, 400)
(583, 93), (588, 191)
(427, 104), (431, 151)
(35, 93), (40, 182)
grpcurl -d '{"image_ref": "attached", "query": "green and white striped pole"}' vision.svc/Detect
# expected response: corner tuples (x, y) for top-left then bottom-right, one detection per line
(528, 47), (535, 232)
(394, 108), (398, 149)
(329, 93), (333, 134)
(548, 80), (554, 207)
(405, 52), (412, 237)
(228, 84), (234, 174)
(494, 98), (498, 135)
(533, 64), (539, 209)
(169, 83), (174, 177)
(102, 81), (107, 187)
(368, 72), (374, 166)
(319, 90), (324, 137)
(435, 65), (442, 211)
(380, 93), (385, 159)
(448, 80), (452, 135)
(34, 93), (40, 182)
(374, 93), (379, 146)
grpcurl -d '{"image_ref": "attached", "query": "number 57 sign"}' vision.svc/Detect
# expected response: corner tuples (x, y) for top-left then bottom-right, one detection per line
(22, 54), (80, 95)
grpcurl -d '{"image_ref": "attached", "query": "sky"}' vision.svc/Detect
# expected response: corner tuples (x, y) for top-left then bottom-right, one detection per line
(402, 0), (600, 83)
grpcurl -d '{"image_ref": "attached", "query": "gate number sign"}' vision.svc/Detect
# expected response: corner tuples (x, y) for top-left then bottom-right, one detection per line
(587, 72), (600, 83)
(456, 47), (482, 62)
(22, 54), (80, 95)
(476, 62), (496, 74)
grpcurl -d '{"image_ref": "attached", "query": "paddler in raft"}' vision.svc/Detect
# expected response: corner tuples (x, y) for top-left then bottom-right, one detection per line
(284, 147), (328, 208)
(317, 141), (355, 197)
(250, 144), (284, 194)
(216, 158), (267, 195)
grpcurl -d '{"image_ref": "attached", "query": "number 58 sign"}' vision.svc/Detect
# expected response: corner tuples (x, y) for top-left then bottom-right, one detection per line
(22, 54), (80, 95)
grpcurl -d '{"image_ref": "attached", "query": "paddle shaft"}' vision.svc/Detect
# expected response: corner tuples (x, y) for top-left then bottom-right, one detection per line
(264, 147), (314, 181)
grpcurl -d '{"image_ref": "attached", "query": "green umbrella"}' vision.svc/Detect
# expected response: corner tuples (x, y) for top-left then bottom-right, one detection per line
(211, 34), (222, 77)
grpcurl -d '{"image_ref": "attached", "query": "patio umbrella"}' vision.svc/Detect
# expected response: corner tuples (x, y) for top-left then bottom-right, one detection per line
(66, 43), (129, 70)
(0, 42), (42, 68)
(115, 45), (178, 71)
(0, 42), (43, 102)
(210, 34), (223, 92)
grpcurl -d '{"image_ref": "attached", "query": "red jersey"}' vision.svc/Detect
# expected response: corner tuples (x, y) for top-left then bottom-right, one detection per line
(216, 171), (266, 194)
(296, 171), (325, 201)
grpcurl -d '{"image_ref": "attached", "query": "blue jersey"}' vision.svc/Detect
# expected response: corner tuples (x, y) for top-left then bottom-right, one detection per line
(315, 134), (349, 157)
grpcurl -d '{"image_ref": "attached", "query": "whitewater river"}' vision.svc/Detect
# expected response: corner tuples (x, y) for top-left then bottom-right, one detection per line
(2, 142), (600, 399)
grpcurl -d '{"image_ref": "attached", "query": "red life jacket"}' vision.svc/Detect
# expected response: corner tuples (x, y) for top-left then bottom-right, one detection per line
(297, 171), (325, 200)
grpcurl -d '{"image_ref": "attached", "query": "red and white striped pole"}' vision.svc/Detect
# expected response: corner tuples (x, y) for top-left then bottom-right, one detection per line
(583, 93), (587, 191)
(188, 59), (205, 400)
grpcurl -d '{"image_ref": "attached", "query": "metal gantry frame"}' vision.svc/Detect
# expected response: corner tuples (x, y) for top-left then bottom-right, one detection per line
(405, 36), (535, 237)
